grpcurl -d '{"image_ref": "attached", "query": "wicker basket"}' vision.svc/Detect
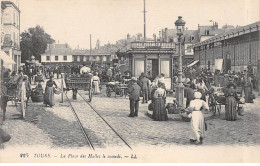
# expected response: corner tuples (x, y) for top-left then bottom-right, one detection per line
(181, 113), (191, 122)
(54, 88), (61, 95)
(31, 95), (44, 102)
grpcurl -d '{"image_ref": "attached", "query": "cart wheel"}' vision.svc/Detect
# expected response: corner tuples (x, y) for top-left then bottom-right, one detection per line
(89, 88), (93, 102)
(106, 89), (111, 97)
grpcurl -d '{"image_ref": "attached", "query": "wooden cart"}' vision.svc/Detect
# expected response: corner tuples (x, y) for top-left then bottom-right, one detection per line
(106, 82), (129, 98)
(2, 80), (26, 121)
(208, 89), (244, 118)
(63, 73), (93, 101)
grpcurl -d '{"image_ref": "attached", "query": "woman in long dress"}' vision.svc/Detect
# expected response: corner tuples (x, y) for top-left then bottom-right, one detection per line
(152, 82), (168, 121)
(225, 83), (239, 121)
(187, 91), (209, 144)
(91, 72), (101, 94)
(44, 76), (57, 107)
(23, 75), (31, 108)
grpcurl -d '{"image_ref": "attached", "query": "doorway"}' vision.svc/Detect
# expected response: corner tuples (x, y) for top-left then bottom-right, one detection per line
(147, 59), (158, 80)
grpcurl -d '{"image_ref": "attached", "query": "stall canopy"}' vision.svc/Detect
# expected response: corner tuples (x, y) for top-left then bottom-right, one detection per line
(215, 59), (223, 71)
(187, 60), (199, 68)
(0, 51), (15, 67)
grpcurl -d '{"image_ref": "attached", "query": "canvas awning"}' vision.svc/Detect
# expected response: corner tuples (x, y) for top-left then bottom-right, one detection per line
(187, 60), (199, 68)
(215, 59), (223, 71)
(0, 51), (15, 67)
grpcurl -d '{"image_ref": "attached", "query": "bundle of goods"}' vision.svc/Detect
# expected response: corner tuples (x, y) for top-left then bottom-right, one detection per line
(31, 84), (44, 102)
(166, 102), (179, 114)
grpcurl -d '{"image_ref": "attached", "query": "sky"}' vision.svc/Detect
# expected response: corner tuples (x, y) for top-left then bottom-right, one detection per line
(16, 0), (260, 49)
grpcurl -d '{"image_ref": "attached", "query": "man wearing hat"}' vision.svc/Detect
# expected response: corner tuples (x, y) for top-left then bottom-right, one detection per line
(128, 77), (141, 117)
(140, 74), (150, 103)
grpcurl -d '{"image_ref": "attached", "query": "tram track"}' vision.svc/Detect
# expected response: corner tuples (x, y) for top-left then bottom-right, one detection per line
(63, 89), (132, 150)
(64, 92), (95, 150)
(77, 92), (132, 150)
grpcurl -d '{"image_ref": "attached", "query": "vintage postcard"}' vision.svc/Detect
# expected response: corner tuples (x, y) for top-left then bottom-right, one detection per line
(0, 0), (259, 163)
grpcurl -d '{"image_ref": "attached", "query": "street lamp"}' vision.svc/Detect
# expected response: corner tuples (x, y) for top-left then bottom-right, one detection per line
(174, 16), (186, 107)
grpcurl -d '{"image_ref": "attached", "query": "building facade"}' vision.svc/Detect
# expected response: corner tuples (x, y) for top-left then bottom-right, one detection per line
(193, 21), (260, 74)
(117, 41), (177, 90)
(72, 49), (112, 67)
(41, 43), (113, 67)
(157, 23), (236, 67)
(41, 43), (73, 64)
(1, 1), (21, 72)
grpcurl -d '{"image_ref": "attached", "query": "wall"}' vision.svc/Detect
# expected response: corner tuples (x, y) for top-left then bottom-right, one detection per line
(2, 4), (20, 47)
(72, 55), (111, 63)
(194, 32), (260, 74)
(41, 54), (73, 63)
(184, 44), (194, 55)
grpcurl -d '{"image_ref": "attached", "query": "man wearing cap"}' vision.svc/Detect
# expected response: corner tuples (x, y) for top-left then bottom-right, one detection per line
(128, 77), (141, 117)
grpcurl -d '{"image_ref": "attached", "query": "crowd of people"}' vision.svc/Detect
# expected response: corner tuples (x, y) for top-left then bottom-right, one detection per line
(1, 61), (259, 146)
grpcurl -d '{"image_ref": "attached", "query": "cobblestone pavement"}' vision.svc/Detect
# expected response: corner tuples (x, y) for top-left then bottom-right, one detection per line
(1, 79), (88, 149)
(82, 86), (260, 147)
(67, 91), (130, 149)
(1, 78), (260, 149)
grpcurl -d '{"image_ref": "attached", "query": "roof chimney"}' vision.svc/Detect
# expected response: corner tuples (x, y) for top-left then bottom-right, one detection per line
(165, 28), (168, 42)
(213, 22), (218, 30)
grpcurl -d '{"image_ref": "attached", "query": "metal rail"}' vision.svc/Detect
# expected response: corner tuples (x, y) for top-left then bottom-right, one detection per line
(77, 92), (132, 150)
(64, 92), (95, 150)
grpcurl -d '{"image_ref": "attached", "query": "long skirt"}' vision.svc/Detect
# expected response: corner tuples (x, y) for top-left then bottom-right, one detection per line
(92, 81), (100, 94)
(191, 111), (206, 141)
(225, 96), (237, 121)
(44, 87), (55, 106)
(152, 98), (168, 121)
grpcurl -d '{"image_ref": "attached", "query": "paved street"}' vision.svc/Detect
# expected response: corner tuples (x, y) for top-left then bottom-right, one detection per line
(1, 78), (260, 150)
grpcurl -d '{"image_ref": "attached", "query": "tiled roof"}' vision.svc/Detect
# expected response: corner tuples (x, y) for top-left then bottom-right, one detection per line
(193, 21), (260, 47)
(2, 1), (20, 12)
(45, 44), (73, 55)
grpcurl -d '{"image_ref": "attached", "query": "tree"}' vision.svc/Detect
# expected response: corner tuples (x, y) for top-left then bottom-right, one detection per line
(20, 32), (33, 62)
(20, 25), (55, 62)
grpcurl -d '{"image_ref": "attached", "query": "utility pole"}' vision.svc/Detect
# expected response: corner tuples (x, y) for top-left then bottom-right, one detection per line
(90, 34), (92, 64)
(143, 0), (147, 41)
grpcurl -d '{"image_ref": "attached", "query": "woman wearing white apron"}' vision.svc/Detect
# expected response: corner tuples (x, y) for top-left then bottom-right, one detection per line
(187, 91), (209, 144)
(91, 72), (101, 94)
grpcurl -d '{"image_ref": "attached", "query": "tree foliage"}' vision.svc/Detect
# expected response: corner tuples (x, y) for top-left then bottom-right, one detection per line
(20, 25), (55, 62)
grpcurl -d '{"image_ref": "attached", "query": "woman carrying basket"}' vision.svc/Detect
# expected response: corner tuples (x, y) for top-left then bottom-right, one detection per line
(44, 76), (57, 107)
(187, 91), (209, 145)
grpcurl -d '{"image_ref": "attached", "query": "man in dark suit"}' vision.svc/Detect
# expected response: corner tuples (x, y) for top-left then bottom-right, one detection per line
(140, 74), (150, 103)
(128, 77), (141, 117)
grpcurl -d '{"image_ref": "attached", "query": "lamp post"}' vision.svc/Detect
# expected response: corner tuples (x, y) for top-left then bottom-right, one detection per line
(174, 16), (186, 107)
